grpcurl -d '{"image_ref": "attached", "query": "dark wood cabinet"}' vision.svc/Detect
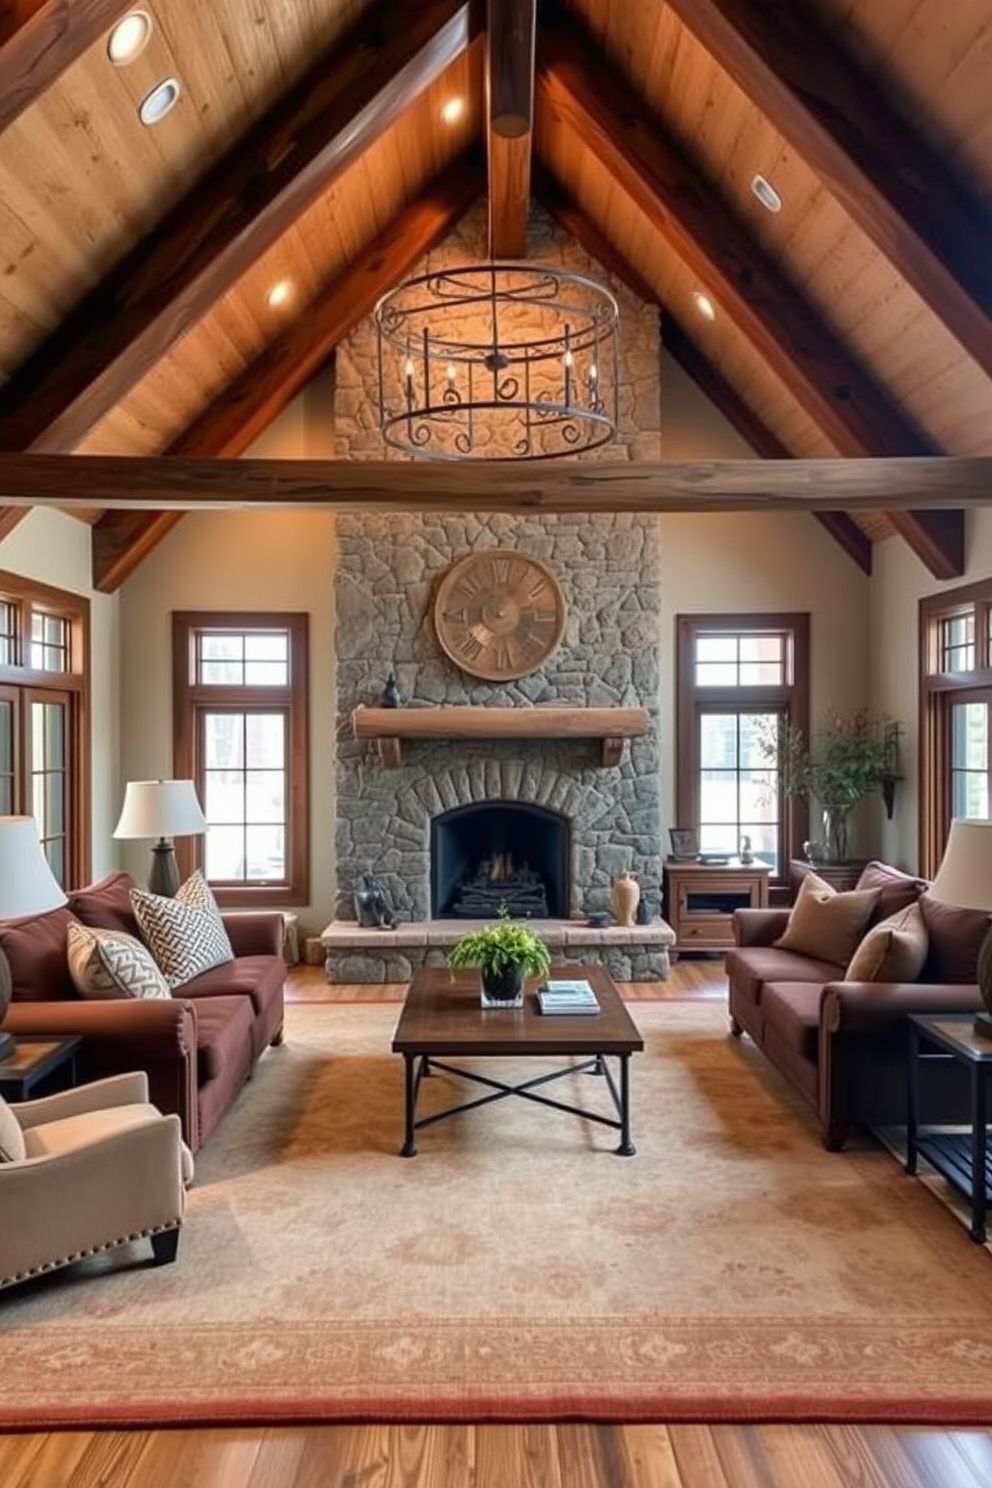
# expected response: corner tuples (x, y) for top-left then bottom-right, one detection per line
(663, 860), (771, 955)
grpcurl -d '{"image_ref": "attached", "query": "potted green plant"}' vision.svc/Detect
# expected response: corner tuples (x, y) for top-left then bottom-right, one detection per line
(764, 708), (901, 861)
(447, 906), (552, 1008)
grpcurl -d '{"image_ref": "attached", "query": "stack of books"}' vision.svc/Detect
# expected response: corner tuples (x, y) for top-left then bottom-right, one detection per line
(537, 978), (600, 1015)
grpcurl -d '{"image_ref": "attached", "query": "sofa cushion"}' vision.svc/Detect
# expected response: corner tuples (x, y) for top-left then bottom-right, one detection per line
(0, 903), (77, 1002)
(919, 893), (990, 983)
(66, 921), (172, 1001)
(191, 994), (254, 1084)
(0, 1096), (25, 1163)
(760, 981), (822, 1065)
(844, 902), (929, 983)
(726, 945), (843, 1008)
(855, 860), (929, 926)
(68, 872), (141, 939)
(131, 872), (234, 990)
(774, 872), (880, 966)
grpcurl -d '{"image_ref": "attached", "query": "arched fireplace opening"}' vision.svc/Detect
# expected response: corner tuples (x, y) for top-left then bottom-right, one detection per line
(431, 801), (569, 918)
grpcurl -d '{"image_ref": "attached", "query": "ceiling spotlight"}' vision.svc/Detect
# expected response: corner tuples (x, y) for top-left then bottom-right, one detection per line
(107, 10), (152, 66)
(692, 290), (716, 321)
(138, 77), (181, 127)
(266, 279), (294, 309)
(441, 97), (465, 125)
(751, 173), (783, 213)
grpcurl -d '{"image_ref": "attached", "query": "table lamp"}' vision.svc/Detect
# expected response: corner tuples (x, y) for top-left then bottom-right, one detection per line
(0, 815), (68, 1061)
(113, 779), (208, 897)
(928, 818), (992, 1038)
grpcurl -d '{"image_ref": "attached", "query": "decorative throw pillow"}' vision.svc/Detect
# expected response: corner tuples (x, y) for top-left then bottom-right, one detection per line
(918, 893), (991, 983)
(855, 860), (928, 926)
(66, 920), (172, 1000)
(130, 872), (234, 989)
(0, 1095), (26, 1163)
(843, 902), (928, 983)
(773, 871), (881, 966)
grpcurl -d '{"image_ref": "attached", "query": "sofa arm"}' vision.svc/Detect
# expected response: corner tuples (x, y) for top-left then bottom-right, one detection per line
(11, 1071), (151, 1129)
(5, 995), (196, 1055)
(732, 907), (791, 947)
(222, 911), (286, 959)
(822, 980), (983, 1033)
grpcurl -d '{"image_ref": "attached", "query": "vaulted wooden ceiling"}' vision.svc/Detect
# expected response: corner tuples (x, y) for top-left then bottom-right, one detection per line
(0, 0), (990, 589)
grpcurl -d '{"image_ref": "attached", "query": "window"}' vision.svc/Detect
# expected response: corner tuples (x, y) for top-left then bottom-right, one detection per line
(0, 572), (89, 887)
(676, 614), (810, 880)
(920, 579), (992, 876)
(173, 613), (309, 906)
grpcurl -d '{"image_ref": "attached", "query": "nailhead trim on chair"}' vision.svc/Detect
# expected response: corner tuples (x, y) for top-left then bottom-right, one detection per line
(1, 1218), (183, 1289)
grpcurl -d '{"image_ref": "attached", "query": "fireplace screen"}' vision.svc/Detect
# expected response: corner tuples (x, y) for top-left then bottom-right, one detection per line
(431, 801), (569, 919)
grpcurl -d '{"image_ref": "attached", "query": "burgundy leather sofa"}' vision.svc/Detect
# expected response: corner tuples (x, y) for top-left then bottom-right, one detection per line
(0, 872), (285, 1151)
(725, 860), (985, 1149)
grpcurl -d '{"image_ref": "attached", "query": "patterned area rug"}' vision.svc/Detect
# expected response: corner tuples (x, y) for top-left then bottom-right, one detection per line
(3, 1000), (992, 1428)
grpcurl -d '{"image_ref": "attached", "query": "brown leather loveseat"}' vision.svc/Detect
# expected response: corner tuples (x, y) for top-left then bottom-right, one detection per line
(726, 860), (985, 1149)
(0, 872), (285, 1151)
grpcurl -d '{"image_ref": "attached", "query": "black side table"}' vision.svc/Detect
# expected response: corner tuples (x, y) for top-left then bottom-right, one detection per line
(906, 1014), (992, 1243)
(0, 1035), (83, 1101)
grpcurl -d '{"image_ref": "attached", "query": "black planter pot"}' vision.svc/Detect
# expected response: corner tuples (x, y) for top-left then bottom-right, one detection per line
(480, 964), (525, 1008)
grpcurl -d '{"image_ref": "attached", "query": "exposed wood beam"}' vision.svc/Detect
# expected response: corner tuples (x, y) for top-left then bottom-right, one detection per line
(0, 507), (28, 542)
(0, 1), (132, 135)
(535, 8), (964, 579)
(1, 454), (989, 513)
(486, 0), (536, 256)
(0, 0), (478, 454)
(665, 0), (992, 381)
(92, 154), (485, 591)
(663, 319), (872, 574)
(536, 162), (872, 576)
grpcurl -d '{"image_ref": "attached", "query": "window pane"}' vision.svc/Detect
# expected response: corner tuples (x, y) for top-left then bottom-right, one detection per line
(698, 709), (781, 870)
(694, 631), (785, 688)
(245, 714), (284, 766)
(0, 602), (15, 665)
(204, 714), (244, 769)
(940, 612), (975, 673)
(30, 610), (68, 671)
(951, 702), (989, 818)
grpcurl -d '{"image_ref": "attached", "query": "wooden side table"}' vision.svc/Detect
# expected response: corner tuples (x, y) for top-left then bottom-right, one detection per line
(0, 1035), (83, 1101)
(790, 859), (868, 897)
(663, 859), (771, 955)
(906, 1014), (992, 1243)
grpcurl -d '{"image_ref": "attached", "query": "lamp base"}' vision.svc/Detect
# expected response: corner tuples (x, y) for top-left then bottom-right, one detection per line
(0, 1030), (16, 1062)
(974, 1011), (992, 1041)
(148, 839), (180, 897)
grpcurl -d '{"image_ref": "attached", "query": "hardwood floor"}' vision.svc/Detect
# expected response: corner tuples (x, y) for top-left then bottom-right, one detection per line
(4, 958), (990, 1488)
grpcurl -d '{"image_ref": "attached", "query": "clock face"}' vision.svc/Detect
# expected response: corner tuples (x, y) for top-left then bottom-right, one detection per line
(434, 549), (567, 681)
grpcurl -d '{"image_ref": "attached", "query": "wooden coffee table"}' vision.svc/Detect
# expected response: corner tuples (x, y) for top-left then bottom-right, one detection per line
(391, 964), (643, 1157)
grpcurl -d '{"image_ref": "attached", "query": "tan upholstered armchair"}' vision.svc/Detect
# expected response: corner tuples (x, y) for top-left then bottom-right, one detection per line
(0, 1071), (190, 1291)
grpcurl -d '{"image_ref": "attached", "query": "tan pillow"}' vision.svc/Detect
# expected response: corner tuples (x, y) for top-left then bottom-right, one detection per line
(67, 920), (172, 1000)
(774, 871), (880, 965)
(0, 1094), (25, 1163)
(844, 902), (929, 983)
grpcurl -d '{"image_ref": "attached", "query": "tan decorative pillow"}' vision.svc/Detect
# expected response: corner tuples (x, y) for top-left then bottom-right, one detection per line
(774, 871), (881, 966)
(844, 902), (929, 983)
(67, 920), (172, 1000)
(0, 1095), (26, 1163)
(131, 871), (233, 989)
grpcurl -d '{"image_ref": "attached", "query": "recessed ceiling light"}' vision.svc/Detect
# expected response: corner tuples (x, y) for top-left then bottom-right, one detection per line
(751, 173), (783, 213)
(107, 10), (152, 66)
(441, 97), (465, 125)
(138, 77), (181, 127)
(266, 279), (294, 309)
(692, 290), (716, 321)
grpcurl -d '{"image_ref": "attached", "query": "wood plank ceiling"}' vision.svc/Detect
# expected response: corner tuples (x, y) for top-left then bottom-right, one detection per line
(0, 0), (990, 588)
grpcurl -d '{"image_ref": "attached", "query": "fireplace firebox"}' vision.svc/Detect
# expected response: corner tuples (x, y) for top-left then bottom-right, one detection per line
(431, 802), (569, 919)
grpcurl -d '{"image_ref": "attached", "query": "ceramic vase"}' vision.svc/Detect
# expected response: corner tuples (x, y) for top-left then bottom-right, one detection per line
(611, 871), (640, 928)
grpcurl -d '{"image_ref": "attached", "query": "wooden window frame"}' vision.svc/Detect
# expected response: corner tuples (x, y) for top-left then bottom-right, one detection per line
(0, 570), (90, 887)
(172, 611), (309, 907)
(919, 579), (992, 877)
(676, 612), (810, 886)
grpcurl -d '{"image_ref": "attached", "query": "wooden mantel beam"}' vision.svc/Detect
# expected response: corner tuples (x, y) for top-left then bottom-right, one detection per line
(486, 0), (536, 257)
(0, 453), (989, 513)
(0, 1), (133, 136)
(535, 6), (964, 579)
(0, 0), (477, 454)
(664, 0), (992, 383)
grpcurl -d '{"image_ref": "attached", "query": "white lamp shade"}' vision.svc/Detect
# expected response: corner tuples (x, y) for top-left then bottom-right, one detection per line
(928, 818), (992, 911)
(0, 816), (68, 919)
(114, 779), (208, 841)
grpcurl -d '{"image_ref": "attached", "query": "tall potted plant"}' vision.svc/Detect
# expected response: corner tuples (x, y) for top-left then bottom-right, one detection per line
(447, 907), (552, 1008)
(766, 709), (900, 861)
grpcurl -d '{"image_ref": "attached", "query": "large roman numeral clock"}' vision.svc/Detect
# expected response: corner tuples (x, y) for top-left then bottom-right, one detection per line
(434, 549), (567, 682)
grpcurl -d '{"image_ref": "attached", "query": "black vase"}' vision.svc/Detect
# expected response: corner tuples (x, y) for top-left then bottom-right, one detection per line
(480, 964), (525, 1008)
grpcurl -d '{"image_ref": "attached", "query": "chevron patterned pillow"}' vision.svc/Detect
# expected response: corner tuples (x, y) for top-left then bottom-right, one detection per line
(130, 874), (234, 989)
(67, 920), (172, 1000)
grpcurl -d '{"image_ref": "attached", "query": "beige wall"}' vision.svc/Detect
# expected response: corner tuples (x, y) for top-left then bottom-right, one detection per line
(0, 509), (120, 878)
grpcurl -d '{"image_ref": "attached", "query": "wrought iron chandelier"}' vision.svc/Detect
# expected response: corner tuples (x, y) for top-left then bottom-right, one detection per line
(374, 262), (620, 460)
